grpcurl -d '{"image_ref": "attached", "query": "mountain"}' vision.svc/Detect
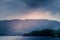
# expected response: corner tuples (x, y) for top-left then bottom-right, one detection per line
(0, 19), (60, 36)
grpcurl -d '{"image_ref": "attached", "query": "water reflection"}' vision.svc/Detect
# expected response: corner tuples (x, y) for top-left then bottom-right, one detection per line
(0, 36), (60, 40)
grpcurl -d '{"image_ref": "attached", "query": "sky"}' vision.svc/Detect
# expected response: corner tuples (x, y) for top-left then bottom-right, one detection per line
(0, 0), (60, 21)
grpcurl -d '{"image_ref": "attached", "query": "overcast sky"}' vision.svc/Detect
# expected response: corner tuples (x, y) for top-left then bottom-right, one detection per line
(0, 0), (60, 21)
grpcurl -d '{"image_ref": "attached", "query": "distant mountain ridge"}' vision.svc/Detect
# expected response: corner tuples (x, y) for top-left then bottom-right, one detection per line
(0, 19), (60, 36)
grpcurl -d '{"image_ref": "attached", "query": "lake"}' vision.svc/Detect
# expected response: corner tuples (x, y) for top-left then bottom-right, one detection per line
(0, 36), (60, 40)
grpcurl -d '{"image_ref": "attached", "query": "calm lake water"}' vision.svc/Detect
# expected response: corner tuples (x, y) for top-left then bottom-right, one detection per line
(0, 36), (60, 40)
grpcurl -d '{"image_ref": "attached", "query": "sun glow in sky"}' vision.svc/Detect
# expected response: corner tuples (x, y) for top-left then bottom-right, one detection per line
(2, 10), (60, 22)
(7, 11), (59, 21)
(19, 11), (52, 19)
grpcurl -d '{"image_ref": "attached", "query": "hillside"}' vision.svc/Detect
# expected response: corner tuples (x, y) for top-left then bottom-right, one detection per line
(23, 29), (60, 37)
(0, 19), (60, 36)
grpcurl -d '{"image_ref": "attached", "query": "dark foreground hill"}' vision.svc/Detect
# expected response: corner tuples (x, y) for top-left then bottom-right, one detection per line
(23, 29), (60, 38)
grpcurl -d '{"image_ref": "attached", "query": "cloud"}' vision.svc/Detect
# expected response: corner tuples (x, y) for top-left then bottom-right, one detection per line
(23, 0), (60, 14)
(0, 0), (28, 12)
(23, 0), (52, 8)
(0, 0), (29, 20)
(0, 0), (60, 15)
(0, 0), (60, 20)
